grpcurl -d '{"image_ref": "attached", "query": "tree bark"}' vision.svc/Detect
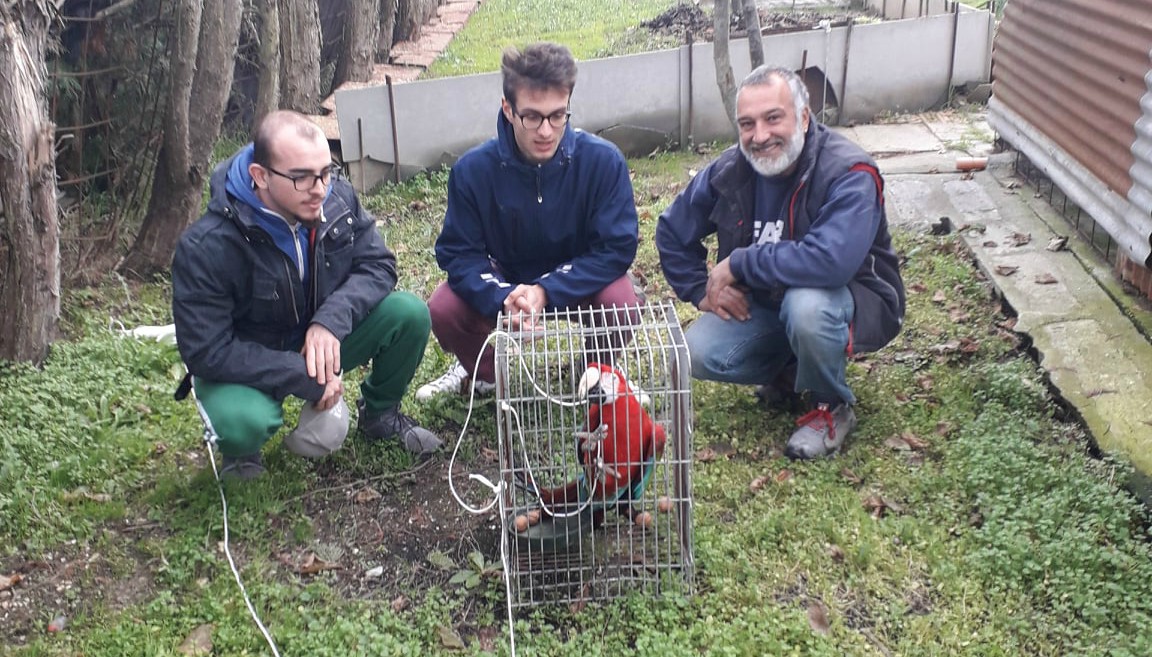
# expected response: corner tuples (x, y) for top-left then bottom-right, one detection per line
(254, 0), (281, 128)
(0, 2), (60, 365)
(743, 0), (764, 69)
(279, 0), (322, 113)
(712, 0), (737, 131)
(119, 0), (243, 278)
(377, 0), (397, 61)
(335, 0), (380, 85)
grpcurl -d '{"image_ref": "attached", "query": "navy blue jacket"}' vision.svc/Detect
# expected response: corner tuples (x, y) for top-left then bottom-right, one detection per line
(435, 111), (639, 317)
(656, 123), (904, 353)
(172, 151), (397, 402)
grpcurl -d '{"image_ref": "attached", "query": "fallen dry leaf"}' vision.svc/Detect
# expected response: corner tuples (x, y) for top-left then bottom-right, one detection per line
(908, 282), (928, 294)
(935, 421), (954, 436)
(176, 623), (215, 656)
(885, 435), (912, 451)
(298, 552), (342, 575)
(61, 489), (112, 504)
(353, 487), (382, 504)
(901, 431), (929, 450)
(982, 240), (998, 248)
(932, 290), (948, 304)
(994, 264), (1019, 276)
(1085, 388), (1118, 398)
(438, 625), (466, 650)
(1046, 235), (1069, 251)
(774, 469), (794, 484)
(948, 308), (970, 323)
(807, 602), (831, 635)
(840, 468), (863, 485)
(916, 374), (934, 391)
(1034, 273), (1059, 285)
(0, 573), (22, 591)
(827, 544), (846, 562)
(1008, 232), (1032, 246)
(863, 494), (889, 518)
(695, 447), (718, 463)
(391, 595), (410, 613)
(749, 475), (769, 492)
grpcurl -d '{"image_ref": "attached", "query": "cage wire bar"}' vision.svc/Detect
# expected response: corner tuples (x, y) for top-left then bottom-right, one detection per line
(494, 302), (694, 608)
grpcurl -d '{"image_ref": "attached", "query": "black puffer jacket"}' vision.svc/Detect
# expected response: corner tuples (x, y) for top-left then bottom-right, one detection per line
(172, 153), (397, 402)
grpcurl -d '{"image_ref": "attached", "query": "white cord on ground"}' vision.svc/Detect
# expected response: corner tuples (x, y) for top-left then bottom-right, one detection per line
(444, 323), (602, 657)
(191, 378), (283, 657)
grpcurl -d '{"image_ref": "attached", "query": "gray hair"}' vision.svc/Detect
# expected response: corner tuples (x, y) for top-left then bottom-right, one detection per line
(737, 65), (809, 121)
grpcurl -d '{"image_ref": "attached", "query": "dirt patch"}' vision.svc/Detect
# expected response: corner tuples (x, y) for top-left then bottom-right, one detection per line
(641, 3), (875, 41)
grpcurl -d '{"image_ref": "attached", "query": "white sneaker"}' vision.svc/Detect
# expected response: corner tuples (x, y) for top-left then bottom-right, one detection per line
(415, 360), (496, 401)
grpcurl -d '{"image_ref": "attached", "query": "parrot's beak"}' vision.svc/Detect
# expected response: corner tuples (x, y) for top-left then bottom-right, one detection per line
(577, 367), (604, 402)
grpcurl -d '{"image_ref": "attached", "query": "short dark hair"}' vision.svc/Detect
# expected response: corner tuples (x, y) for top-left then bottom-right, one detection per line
(252, 110), (324, 167)
(501, 42), (577, 107)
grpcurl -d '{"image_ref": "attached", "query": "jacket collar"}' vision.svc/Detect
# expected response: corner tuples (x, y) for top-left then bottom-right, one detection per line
(493, 108), (577, 169)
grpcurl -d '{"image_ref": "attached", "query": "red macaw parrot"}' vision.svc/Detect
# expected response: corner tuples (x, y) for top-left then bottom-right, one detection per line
(522, 363), (666, 525)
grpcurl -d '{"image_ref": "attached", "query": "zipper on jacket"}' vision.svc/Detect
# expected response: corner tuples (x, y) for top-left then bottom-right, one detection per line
(282, 259), (301, 326)
(536, 165), (543, 204)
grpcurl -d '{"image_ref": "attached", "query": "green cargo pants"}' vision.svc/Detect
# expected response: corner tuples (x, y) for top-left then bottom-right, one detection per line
(194, 291), (430, 457)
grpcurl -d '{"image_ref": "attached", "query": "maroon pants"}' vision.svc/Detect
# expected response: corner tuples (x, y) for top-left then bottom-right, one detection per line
(427, 275), (640, 383)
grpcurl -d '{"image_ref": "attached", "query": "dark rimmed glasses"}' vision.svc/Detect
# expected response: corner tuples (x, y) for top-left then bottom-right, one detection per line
(265, 163), (341, 191)
(510, 105), (571, 131)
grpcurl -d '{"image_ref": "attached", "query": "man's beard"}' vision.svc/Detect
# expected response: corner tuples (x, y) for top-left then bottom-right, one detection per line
(741, 122), (806, 177)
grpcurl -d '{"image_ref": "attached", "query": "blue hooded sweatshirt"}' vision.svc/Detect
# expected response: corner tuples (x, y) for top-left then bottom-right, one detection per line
(225, 144), (312, 292)
(434, 110), (639, 318)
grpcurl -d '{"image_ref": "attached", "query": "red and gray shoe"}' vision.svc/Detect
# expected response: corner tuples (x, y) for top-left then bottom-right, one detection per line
(785, 403), (857, 460)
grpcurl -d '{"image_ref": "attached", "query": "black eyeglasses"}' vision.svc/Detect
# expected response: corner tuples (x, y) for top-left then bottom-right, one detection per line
(265, 163), (340, 191)
(511, 105), (571, 131)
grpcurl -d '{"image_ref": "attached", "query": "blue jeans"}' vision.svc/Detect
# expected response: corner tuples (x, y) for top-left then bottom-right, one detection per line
(685, 287), (856, 405)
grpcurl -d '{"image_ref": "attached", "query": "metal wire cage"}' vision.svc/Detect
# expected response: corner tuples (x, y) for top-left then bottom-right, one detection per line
(494, 302), (694, 608)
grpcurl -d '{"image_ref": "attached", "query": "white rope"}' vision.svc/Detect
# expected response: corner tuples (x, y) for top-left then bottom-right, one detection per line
(190, 377), (283, 657)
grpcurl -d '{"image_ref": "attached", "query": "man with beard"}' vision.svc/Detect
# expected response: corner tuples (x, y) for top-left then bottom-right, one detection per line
(655, 65), (904, 459)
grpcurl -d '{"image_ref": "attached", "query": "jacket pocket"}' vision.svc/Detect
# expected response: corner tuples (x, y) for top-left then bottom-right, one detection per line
(249, 275), (289, 327)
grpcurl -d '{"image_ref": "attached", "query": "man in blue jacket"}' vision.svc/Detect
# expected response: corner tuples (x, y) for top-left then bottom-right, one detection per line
(173, 110), (441, 480)
(656, 65), (905, 459)
(417, 42), (640, 400)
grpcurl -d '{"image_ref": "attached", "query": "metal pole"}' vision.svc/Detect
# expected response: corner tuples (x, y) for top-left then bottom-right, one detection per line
(385, 74), (401, 185)
(686, 30), (694, 150)
(839, 19), (854, 127)
(945, 0), (959, 104)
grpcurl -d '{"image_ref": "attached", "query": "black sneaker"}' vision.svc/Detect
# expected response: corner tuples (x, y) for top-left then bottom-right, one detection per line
(220, 452), (266, 480)
(356, 399), (443, 458)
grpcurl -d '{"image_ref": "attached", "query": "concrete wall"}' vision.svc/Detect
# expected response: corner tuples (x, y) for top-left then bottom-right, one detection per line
(336, 7), (993, 190)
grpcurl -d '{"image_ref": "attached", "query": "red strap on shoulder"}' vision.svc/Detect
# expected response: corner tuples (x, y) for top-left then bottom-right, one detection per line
(849, 163), (884, 206)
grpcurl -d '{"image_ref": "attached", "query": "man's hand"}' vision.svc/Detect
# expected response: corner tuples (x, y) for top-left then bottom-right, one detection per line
(502, 284), (548, 331)
(303, 323), (341, 386)
(314, 375), (344, 412)
(703, 258), (750, 321)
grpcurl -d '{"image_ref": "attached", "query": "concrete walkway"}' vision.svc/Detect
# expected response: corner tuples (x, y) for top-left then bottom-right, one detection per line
(838, 111), (1152, 499)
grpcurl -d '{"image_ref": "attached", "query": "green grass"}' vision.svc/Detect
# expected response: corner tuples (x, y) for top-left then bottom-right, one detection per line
(424, 0), (683, 78)
(4, 146), (1152, 655)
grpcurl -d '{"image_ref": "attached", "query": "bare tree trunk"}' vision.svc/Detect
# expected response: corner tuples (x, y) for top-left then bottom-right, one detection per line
(0, 2), (60, 365)
(279, 0), (322, 113)
(743, 0), (764, 69)
(335, 0), (380, 85)
(254, 0), (281, 127)
(712, 0), (737, 130)
(377, 0), (397, 60)
(119, 0), (243, 278)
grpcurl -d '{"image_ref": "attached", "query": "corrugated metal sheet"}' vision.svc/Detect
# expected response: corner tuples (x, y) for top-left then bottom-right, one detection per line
(988, 0), (1152, 266)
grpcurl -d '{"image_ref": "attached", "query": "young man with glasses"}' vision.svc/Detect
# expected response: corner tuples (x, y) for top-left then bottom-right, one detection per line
(172, 110), (441, 480)
(416, 42), (641, 401)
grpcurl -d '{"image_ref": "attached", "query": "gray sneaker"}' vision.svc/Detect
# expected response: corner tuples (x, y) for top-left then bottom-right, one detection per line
(357, 399), (443, 458)
(785, 403), (857, 460)
(220, 452), (266, 480)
